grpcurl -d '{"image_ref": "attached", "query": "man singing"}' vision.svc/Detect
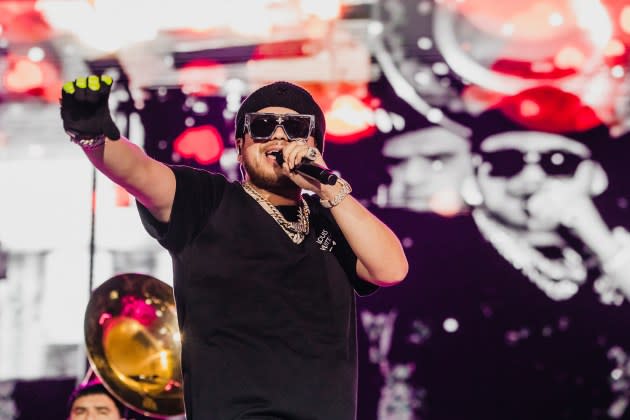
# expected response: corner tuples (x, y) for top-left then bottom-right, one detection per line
(60, 76), (408, 419)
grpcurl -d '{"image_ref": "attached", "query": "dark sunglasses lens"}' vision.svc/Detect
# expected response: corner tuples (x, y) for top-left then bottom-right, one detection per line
(483, 150), (525, 177)
(282, 116), (311, 139)
(540, 151), (582, 176)
(249, 115), (277, 138)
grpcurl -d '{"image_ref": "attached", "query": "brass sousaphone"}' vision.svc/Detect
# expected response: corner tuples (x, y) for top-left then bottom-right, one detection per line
(84, 273), (185, 418)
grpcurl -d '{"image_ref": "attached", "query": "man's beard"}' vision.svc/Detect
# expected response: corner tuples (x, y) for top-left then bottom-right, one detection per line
(242, 157), (296, 191)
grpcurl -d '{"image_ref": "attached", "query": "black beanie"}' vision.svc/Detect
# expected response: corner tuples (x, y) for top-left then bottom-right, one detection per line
(235, 81), (326, 152)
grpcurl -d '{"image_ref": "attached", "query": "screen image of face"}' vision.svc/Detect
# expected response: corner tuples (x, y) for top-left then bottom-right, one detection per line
(380, 126), (473, 215)
(476, 131), (593, 232)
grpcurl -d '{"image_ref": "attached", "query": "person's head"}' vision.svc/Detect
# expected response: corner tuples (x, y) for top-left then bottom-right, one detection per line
(234, 81), (326, 190)
(67, 381), (125, 420)
(473, 129), (608, 231)
(381, 126), (472, 215)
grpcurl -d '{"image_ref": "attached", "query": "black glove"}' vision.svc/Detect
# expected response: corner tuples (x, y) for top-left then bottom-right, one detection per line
(60, 74), (121, 141)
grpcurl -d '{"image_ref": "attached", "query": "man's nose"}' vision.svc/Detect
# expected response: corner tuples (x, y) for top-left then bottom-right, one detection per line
(506, 163), (547, 195)
(270, 125), (288, 140)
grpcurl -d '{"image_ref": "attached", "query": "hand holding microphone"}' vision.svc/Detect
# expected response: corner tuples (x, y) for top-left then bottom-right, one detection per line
(271, 148), (338, 185)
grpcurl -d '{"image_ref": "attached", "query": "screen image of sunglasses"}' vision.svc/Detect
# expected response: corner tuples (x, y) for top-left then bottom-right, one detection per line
(245, 113), (315, 142)
(481, 149), (585, 177)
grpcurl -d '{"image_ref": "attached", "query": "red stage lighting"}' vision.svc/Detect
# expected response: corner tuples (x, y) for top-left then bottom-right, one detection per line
(3, 54), (62, 102)
(5, 57), (44, 92)
(178, 60), (227, 96)
(494, 86), (602, 133)
(0, 1), (52, 43)
(173, 125), (224, 165)
(324, 95), (376, 144)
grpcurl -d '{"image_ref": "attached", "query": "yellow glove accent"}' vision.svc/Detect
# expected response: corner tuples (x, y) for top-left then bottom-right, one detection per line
(75, 77), (87, 88)
(87, 75), (99, 91)
(101, 74), (113, 86)
(63, 81), (75, 94)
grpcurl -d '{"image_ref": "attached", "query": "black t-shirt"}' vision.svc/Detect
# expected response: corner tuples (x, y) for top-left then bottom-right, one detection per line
(137, 165), (377, 420)
(357, 209), (630, 420)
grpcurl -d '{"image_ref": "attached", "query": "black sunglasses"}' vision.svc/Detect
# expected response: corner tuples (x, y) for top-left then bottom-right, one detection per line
(244, 112), (315, 142)
(482, 149), (584, 177)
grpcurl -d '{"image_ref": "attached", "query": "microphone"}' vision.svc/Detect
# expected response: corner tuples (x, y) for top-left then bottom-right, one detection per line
(271, 151), (338, 185)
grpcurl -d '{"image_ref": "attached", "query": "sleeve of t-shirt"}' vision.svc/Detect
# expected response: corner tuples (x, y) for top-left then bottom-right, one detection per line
(331, 226), (379, 296)
(136, 164), (227, 252)
(310, 198), (378, 297)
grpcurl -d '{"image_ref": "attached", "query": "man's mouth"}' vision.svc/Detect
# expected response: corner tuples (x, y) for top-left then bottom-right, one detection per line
(264, 147), (283, 164)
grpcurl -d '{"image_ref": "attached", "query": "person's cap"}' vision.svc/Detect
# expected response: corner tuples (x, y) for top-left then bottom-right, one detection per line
(235, 81), (326, 152)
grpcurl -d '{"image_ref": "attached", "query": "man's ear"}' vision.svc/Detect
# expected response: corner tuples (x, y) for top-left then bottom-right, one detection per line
(587, 160), (608, 196)
(457, 153), (483, 206)
(236, 139), (243, 161)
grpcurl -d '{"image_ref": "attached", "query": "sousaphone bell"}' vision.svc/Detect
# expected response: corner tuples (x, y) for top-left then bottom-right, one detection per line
(84, 273), (185, 418)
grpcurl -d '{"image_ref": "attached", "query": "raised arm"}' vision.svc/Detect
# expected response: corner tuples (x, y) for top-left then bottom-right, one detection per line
(60, 75), (175, 222)
(84, 138), (175, 222)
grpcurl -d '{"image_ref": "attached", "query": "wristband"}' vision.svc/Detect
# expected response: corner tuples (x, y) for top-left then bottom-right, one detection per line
(320, 178), (352, 208)
(67, 131), (106, 149)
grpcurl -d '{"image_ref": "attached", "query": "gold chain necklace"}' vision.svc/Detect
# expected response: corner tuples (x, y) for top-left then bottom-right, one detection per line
(242, 182), (310, 244)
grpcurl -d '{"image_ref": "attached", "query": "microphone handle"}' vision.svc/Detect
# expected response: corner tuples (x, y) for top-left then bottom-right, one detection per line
(272, 151), (338, 185)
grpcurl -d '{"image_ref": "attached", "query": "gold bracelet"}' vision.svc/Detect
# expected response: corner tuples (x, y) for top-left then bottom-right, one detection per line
(320, 178), (352, 208)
